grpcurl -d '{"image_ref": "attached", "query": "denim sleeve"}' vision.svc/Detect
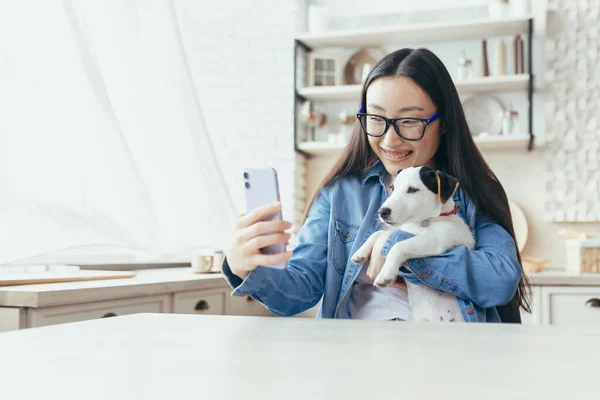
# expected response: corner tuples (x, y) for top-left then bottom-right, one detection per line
(220, 187), (331, 316)
(380, 214), (521, 309)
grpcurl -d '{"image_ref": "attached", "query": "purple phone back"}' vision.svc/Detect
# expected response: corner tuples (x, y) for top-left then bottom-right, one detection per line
(244, 168), (287, 269)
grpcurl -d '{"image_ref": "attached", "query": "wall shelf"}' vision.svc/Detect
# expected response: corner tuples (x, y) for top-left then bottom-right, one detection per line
(293, 16), (535, 159)
(297, 135), (532, 156)
(297, 74), (530, 102)
(295, 16), (531, 49)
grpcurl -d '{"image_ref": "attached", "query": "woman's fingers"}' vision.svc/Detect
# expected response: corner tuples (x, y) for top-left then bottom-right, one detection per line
(237, 202), (282, 229)
(236, 220), (292, 244)
(367, 231), (392, 281)
(245, 232), (291, 254)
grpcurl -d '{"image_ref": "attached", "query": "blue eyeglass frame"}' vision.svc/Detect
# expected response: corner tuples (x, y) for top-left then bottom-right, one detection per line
(356, 105), (440, 141)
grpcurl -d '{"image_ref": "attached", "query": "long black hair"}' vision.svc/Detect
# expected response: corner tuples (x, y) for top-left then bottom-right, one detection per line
(304, 48), (531, 320)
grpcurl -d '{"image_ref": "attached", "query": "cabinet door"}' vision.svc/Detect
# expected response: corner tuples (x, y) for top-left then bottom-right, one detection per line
(520, 286), (542, 325)
(173, 289), (225, 315)
(542, 286), (600, 326)
(0, 307), (26, 332)
(27, 295), (172, 328)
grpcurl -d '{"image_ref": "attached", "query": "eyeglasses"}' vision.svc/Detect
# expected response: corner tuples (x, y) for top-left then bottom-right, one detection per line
(356, 111), (440, 141)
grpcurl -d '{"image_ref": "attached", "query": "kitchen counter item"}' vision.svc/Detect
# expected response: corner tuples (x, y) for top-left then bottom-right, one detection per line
(566, 238), (600, 274)
(522, 256), (549, 273)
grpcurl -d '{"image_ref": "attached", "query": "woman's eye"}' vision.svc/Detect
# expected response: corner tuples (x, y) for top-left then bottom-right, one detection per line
(407, 187), (419, 193)
(400, 119), (419, 126)
(369, 116), (384, 124)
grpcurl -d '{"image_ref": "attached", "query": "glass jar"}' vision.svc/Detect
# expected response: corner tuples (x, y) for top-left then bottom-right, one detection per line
(502, 109), (519, 136)
(457, 52), (473, 81)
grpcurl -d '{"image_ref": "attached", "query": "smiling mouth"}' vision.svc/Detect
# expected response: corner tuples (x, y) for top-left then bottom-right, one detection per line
(381, 148), (414, 160)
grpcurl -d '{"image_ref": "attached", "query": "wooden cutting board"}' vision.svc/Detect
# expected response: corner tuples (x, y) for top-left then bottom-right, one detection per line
(0, 270), (137, 287)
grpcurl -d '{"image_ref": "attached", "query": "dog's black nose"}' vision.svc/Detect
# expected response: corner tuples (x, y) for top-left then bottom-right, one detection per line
(379, 207), (391, 220)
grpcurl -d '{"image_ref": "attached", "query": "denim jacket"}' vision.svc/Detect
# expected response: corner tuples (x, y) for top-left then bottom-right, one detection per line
(222, 160), (522, 322)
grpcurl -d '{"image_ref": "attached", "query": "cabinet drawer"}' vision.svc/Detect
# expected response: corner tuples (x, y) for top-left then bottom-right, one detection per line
(545, 287), (600, 326)
(27, 295), (172, 328)
(226, 295), (275, 317)
(173, 290), (225, 315)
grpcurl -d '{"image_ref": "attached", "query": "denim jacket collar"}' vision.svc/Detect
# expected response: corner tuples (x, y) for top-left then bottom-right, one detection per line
(361, 160), (388, 185)
(363, 160), (451, 184)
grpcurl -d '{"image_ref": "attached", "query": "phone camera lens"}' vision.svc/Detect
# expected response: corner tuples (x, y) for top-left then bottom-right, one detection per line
(243, 172), (249, 179)
(245, 182), (250, 189)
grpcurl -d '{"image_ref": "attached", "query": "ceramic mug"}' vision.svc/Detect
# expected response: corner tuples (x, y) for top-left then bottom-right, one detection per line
(191, 251), (214, 273)
(211, 251), (224, 272)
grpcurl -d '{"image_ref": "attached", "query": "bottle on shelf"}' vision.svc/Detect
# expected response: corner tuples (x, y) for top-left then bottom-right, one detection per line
(513, 35), (525, 74)
(457, 52), (473, 81)
(502, 109), (519, 136)
(493, 39), (507, 76)
(482, 39), (490, 77)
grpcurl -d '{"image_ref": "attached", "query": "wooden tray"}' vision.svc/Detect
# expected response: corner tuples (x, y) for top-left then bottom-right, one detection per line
(0, 270), (136, 287)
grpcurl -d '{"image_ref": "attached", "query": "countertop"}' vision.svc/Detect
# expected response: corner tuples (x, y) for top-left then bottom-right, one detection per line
(527, 271), (600, 286)
(0, 313), (598, 400)
(1, 266), (600, 309)
(0, 268), (227, 308)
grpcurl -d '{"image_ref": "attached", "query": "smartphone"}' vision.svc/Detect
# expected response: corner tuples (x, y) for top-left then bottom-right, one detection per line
(243, 168), (288, 269)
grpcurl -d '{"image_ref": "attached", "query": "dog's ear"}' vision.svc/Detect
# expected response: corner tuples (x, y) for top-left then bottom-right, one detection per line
(436, 171), (459, 204)
(419, 167), (439, 194)
(419, 167), (459, 204)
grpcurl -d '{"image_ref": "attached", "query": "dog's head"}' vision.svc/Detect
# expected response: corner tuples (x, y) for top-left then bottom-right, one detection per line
(379, 166), (459, 227)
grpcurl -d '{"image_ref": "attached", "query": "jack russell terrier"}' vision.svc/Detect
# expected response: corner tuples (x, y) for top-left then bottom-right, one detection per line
(351, 166), (475, 322)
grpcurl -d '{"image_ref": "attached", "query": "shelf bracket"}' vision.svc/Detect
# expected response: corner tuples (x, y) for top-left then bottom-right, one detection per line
(527, 18), (535, 151)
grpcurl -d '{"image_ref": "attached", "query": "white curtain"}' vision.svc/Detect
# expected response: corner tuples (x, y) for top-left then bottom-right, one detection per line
(0, 0), (236, 265)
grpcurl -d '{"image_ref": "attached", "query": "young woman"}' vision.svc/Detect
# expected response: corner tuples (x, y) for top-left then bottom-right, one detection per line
(222, 48), (531, 323)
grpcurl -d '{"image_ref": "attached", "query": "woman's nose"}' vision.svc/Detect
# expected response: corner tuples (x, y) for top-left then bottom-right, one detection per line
(381, 126), (403, 146)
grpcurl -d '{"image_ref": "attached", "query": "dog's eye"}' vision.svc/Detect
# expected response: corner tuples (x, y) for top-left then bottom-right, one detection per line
(407, 187), (420, 193)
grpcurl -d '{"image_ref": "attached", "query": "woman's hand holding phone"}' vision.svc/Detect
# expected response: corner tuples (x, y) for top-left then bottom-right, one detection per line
(226, 202), (294, 279)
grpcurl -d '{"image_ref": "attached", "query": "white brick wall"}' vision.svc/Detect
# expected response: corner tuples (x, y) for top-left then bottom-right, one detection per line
(544, 0), (600, 222)
(174, 0), (307, 242)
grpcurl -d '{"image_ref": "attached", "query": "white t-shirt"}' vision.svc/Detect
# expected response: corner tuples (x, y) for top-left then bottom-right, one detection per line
(348, 173), (412, 321)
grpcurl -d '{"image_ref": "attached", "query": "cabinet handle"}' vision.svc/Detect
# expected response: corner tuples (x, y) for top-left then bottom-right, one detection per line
(102, 312), (118, 318)
(585, 298), (600, 308)
(195, 300), (209, 311)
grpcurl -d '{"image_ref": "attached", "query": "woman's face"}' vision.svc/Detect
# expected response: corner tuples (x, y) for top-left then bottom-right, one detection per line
(365, 76), (442, 176)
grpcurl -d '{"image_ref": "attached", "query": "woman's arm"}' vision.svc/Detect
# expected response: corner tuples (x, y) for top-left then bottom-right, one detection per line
(376, 213), (521, 309)
(222, 187), (331, 316)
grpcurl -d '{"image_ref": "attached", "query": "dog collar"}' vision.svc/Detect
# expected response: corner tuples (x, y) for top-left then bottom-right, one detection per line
(439, 205), (459, 217)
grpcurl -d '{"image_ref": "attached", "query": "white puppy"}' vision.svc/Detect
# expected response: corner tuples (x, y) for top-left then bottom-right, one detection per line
(351, 166), (475, 322)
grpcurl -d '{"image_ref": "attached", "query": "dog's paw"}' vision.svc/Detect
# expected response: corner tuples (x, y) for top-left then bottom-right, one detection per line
(373, 261), (398, 288)
(373, 275), (395, 288)
(373, 271), (397, 288)
(351, 250), (370, 264)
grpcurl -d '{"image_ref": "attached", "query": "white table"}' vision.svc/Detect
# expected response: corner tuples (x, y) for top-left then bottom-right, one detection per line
(0, 314), (598, 399)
